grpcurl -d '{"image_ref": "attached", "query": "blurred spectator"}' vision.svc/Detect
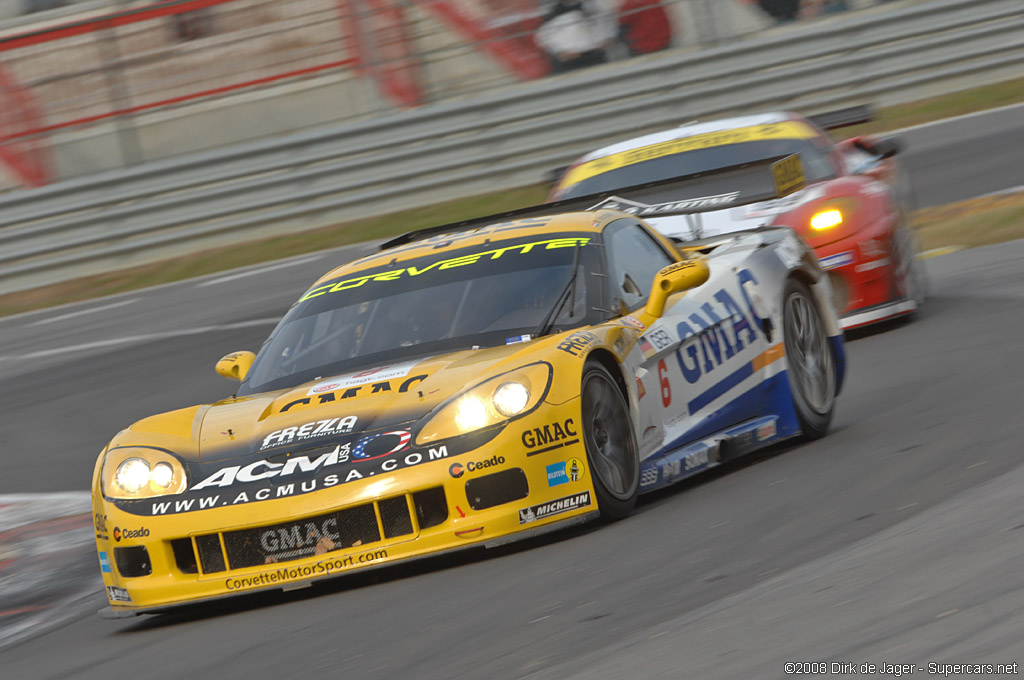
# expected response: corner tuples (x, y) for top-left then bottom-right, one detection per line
(617, 0), (673, 57)
(171, 8), (215, 42)
(757, 0), (801, 22)
(535, 0), (618, 73)
(801, 0), (850, 17)
(26, 0), (67, 13)
(482, 0), (545, 32)
(482, 0), (547, 62)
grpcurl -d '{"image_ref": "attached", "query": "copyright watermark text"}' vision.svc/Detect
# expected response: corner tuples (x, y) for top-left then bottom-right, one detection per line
(784, 662), (1019, 677)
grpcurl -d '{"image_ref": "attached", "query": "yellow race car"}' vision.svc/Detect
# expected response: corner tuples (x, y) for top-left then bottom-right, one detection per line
(92, 203), (844, 616)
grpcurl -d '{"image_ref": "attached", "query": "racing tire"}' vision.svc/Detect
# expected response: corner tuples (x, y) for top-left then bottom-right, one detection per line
(782, 278), (837, 439)
(580, 361), (639, 521)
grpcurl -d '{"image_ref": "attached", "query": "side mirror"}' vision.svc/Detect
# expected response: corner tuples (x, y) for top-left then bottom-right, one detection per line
(215, 351), (255, 382)
(544, 165), (569, 186)
(642, 259), (711, 321)
(853, 135), (902, 159)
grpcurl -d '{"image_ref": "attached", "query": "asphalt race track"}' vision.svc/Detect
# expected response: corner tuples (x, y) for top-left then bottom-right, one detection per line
(0, 107), (1022, 678)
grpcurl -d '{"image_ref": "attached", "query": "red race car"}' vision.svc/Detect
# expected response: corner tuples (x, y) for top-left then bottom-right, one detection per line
(549, 108), (926, 330)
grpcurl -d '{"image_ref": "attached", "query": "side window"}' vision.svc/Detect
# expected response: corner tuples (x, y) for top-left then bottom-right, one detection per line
(603, 219), (675, 315)
(805, 136), (840, 181)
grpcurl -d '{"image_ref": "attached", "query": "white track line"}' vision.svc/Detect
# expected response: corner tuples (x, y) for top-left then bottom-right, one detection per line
(13, 318), (278, 361)
(28, 298), (139, 327)
(888, 101), (1024, 136)
(196, 254), (323, 287)
(975, 183), (1024, 199)
(0, 246), (373, 326)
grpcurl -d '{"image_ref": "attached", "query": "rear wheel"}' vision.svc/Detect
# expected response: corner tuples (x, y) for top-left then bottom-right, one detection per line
(783, 278), (837, 439)
(580, 362), (639, 520)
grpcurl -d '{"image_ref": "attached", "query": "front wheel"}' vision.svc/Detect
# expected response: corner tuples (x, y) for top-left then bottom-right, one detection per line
(783, 278), (838, 439)
(580, 362), (639, 521)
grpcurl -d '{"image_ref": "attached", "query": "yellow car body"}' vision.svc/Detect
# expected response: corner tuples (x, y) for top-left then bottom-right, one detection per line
(92, 208), (843, 615)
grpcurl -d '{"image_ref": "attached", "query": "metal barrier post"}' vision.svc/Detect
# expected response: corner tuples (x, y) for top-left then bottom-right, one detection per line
(95, 18), (142, 167)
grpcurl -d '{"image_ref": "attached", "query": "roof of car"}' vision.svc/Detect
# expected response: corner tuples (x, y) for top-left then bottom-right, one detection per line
(308, 210), (620, 288)
(577, 112), (795, 163)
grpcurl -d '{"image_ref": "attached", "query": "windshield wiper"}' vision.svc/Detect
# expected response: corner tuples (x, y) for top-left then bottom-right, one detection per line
(533, 241), (581, 339)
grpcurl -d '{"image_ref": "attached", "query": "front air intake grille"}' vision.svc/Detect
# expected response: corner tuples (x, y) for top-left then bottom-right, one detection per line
(465, 469), (529, 511)
(114, 546), (152, 577)
(196, 534), (226, 574)
(220, 503), (381, 570)
(379, 496), (414, 539)
(413, 487), (448, 529)
(171, 538), (198, 574)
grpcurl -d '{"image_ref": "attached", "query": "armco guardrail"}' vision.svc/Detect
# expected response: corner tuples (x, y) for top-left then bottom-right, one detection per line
(1, 0), (1023, 295)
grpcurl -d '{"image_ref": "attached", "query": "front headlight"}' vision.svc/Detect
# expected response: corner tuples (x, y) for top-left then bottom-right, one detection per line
(102, 447), (188, 499)
(808, 196), (861, 232)
(416, 362), (552, 446)
(811, 209), (843, 230)
(493, 381), (531, 416)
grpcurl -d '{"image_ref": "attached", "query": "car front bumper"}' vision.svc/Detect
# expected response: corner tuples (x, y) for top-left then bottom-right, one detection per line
(94, 401), (597, 614)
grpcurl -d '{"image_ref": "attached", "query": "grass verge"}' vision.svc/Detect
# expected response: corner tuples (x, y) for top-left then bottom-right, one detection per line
(2, 78), (1024, 318)
(840, 76), (1024, 138)
(913, 191), (1024, 252)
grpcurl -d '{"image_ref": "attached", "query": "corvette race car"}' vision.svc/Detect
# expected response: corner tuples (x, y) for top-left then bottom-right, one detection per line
(92, 200), (845, 615)
(549, 108), (926, 330)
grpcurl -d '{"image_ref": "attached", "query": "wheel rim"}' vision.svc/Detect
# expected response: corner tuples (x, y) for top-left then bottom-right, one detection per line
(581, 373), (636, 500)
(784, 291), (835, 415)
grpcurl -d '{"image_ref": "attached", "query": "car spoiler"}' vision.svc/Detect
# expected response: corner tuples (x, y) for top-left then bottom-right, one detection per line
(806, 104), (874, 130)
(379, 155), (806, 251)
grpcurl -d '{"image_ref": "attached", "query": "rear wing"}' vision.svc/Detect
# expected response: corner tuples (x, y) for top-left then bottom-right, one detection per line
(807, 104), (874, 131)
(588, 154), (806, 220)
(380, 154), (806, 251)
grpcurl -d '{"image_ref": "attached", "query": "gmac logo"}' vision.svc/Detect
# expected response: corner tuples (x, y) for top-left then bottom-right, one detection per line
(674, 270), (767, 385)
(522, 419), (578, 449)
(260, 517), (340, 556)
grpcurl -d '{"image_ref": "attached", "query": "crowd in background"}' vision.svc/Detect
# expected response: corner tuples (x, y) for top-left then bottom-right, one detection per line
(534, 0), (674, 74)
(756, 0), (850, 22)
(530, 0), (867, 76)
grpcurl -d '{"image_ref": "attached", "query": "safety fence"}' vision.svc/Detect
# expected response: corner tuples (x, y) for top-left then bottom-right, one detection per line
(0, 0), (901, 186)
(0, 0), (1021, 294)
(0, 0), (363, 183)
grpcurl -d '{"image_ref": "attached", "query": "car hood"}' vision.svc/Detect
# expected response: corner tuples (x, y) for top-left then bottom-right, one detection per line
(184, 343), (551, 463)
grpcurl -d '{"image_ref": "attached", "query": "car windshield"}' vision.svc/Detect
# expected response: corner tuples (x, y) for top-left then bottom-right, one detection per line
(558, 138), (836, 199)
(239, 233), (600, 395)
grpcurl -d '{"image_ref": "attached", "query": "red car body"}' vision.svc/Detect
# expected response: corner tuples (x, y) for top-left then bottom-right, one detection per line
(549, 110), (925, 330)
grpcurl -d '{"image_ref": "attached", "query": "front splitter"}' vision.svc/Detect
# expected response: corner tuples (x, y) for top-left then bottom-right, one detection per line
(98, 510), (600, 618)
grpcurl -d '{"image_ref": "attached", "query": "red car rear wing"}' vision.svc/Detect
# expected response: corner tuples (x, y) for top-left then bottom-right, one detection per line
(380, 155), (806, 251)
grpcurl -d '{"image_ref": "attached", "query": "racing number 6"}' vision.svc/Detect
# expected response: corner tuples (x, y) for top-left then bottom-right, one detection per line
(658, 359), (671, 407)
